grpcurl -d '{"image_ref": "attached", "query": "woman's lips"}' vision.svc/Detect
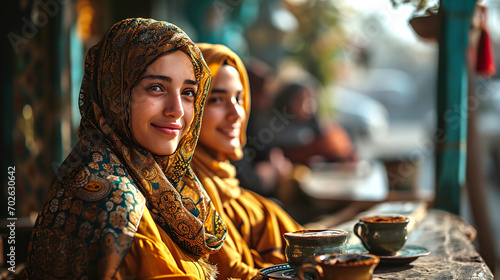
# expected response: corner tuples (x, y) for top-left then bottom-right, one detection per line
(152, 123), (182, 136)
(218, 126), (240, 138)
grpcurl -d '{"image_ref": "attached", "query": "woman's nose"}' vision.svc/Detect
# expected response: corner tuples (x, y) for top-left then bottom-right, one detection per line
(163, 93), (184, 118)
(227, 98), (243, 121)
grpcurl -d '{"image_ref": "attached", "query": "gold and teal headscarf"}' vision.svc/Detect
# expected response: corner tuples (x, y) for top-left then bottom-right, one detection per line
(25, 18), (226, 279)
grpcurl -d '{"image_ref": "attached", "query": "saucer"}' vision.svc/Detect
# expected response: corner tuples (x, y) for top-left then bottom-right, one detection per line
(258, 263), (298, 279)
(347, 244), (430, 265)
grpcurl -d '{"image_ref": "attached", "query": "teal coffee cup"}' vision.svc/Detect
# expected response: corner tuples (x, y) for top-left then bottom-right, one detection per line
(284, 229), (349, 273)
(354, 215), (409, 256)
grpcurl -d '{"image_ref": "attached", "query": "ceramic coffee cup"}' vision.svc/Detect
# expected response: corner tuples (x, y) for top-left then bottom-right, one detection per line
(283, 229), (349, 273)
(298, 253), (380, 280)
(353, 215), (409, 256)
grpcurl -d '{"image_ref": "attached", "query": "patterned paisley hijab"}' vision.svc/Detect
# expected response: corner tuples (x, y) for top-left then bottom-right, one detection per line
(25, 18), (226, 279)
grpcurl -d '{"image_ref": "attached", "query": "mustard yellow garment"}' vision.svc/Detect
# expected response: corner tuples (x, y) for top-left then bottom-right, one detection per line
(192, 147), (304, 279)
(115, 206), (209, 280)
(193, 43), (304, 280)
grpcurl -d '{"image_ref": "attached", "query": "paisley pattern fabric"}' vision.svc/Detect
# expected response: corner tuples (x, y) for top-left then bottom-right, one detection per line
(24, 18), (226, 279)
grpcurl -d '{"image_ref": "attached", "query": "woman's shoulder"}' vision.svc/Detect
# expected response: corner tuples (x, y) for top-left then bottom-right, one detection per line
(38, 166), (146, 231)
(38, 144), (147, 237)
(26, 156), (146, 278)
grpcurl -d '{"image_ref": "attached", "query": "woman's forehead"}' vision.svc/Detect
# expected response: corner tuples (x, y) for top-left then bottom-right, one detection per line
(141, 51), (195, 78)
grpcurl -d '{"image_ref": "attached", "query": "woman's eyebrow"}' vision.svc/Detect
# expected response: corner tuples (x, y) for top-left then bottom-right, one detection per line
(184, 79), (198, 86)
(210, 88), (227, 94)
(138, 75), (172, 82)
(211, 89), (243, 95)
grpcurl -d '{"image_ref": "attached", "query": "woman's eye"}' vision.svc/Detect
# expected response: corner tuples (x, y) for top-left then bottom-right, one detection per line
(183, 89), (196, 98)
(147, 85), (163, 92)
(235, 94), (243, 105)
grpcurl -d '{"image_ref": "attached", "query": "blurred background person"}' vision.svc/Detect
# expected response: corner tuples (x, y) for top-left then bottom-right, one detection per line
(269, 78), (357, 166)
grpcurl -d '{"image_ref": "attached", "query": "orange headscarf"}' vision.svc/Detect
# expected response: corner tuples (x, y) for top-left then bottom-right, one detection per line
(196, 43), (251, 160)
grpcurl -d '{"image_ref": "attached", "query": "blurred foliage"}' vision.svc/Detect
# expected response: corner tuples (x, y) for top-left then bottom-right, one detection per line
(182, 0), (348, 85)
(390, 0), (439, 15)
(283, 0), (347, 86)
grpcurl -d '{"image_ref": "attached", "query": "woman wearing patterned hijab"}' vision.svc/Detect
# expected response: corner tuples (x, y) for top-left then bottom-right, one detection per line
(191, 43), (303, 280)
(24, 18), (226, 280)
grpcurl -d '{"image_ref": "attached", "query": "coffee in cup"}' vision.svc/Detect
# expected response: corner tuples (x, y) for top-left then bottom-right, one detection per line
(298, 253), (380, 280)
(353, 215), (409, 256)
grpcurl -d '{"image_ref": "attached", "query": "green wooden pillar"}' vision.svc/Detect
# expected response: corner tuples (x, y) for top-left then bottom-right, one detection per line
(435, 0), (477, 215)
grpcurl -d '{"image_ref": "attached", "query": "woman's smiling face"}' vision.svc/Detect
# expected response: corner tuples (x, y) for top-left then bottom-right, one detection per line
(130, 51), (198, 155)
(198, 64), (246, 160)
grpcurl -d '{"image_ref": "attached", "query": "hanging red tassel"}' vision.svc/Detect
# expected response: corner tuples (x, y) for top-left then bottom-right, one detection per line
(474, 4), (496, 78)
(475, 26), (496, 77)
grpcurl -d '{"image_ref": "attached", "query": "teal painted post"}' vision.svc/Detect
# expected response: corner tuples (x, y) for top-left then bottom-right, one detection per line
(70, 23), (83, 148)
(435, 0), (477, 215)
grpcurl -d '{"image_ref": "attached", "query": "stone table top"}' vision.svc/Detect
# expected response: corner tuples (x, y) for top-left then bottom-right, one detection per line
(334, 202), (494, 279)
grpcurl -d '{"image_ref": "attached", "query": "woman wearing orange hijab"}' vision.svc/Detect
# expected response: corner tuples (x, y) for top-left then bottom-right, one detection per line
(191, 43), (303, 280)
